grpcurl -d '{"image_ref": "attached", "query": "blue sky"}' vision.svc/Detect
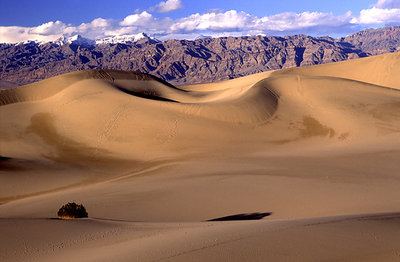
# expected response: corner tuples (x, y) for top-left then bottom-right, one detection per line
(0, 0), (372, 26)
(0, 0), (399, 42)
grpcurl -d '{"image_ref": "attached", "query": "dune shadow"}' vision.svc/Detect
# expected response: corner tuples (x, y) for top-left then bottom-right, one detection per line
(207, 212), (272, 222)
(0, 155), (29, 172)
(115, 87), (178, 102)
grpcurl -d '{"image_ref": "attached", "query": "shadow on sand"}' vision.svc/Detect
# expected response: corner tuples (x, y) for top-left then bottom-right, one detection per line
(207, 212), (272, 222)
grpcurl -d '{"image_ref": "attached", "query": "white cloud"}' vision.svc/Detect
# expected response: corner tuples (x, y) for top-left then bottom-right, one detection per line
(45, 18), (115, 41)
(155, 0), (183, 13)
(66, 18), (115, 39)
(0, 26), (37, 43)
(374, 0), (400, 8)
(120, 11), (153, 26)
(169, 10), (354, 35)
(258, 11), (353, 32)
(171, 10), (252, 32)
(0, 20), (69, 43)
(352, 6), (400, 24)
(119, 11), (173, 36)
(0, 18), (117, 43)
(30, 21), (67, 35)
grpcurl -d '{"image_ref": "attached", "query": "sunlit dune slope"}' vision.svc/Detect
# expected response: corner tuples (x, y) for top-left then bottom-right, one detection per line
(277, 51), (400, 89)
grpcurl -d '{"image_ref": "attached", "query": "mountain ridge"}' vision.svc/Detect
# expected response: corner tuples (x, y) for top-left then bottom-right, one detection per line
(1, 26), (399, 88)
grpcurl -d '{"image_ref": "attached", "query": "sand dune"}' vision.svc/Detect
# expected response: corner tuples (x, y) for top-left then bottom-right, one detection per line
(2, 213), (400, 262)
(1, 52), (400, 261)
(277, 51), (400, 89)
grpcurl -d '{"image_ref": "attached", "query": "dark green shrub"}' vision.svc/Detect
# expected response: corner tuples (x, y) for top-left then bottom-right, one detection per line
(57, 202), (88, 219)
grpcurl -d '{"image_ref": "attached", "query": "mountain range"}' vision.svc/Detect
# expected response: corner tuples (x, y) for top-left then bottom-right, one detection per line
(1, 26), (400, 88)
(13, 33), (157, 47)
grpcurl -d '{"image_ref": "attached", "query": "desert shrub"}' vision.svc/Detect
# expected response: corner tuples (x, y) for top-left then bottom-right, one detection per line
(57, 202), (88, 219)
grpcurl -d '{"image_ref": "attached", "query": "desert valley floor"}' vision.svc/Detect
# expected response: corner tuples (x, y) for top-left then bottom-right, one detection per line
(1, 52), (400, 261)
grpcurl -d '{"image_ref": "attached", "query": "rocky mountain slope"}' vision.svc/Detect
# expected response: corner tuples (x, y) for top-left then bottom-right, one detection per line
(1, 26), (399, 87)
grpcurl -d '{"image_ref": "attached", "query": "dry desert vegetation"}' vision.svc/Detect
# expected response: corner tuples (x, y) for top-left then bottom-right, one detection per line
(1, 52), (400, 261)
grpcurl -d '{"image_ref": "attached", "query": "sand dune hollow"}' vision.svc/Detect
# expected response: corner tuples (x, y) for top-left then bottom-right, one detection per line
(0, 52), (400, 261)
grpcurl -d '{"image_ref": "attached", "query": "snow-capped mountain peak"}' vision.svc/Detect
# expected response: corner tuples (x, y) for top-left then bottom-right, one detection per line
(95, 33), (158, 44)
(55, 35), (96, 46)
(8, 33), (158, 47)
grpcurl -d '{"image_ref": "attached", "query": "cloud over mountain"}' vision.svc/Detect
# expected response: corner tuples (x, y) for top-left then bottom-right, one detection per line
(353, 6), (400, 24)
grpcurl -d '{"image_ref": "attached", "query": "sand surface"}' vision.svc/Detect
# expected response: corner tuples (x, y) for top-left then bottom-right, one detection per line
(1, 52), (400, 261)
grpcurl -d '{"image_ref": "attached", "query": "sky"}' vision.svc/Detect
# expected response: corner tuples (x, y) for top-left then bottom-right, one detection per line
(0, 0), (399, 43)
